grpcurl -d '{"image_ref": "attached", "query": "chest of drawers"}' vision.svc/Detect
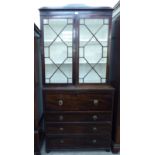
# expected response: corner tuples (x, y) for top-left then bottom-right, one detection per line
(43, 85), (114, 152)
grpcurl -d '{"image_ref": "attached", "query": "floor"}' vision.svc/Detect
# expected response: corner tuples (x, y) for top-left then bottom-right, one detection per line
(40, 142), (120, 155)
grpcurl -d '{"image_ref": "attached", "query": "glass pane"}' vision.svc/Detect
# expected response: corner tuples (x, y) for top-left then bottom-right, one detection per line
(43, 19), (48, 24)
(103, 47), (108, 57)
(85, 19), (103, 34)
(49, 38), (67, 64)
(96, 25), (109, 46)
(45, 58), (53, 65)
(80, 19), (85, 24)
(59, 64), (72, 78)
(44, 47), (49, 58)
(68, 19), (73, 24)
(79, 18), (108, 83)
(79, 78), (83, 83)
(79, 48), (84, 57)
(43, 25), (57, 47)
(45, 63), (57, 79)
(80, 25), (93, 47)
(49, 19), (67, 34)
(104, 18), (109, 24)
(94, 63), (106, 78)
(50, 70), (67, 83)
(101, 78), (106, 83)
(45, 79), (50, 83)
(79, 58), (91, 78)
(68, 47), (72, 57)
(85, 39), (102, 64)
(43, 19), (73, 83)
(59, 25), (72, 46)
(84, 70), (100, 83)
(68, 78), (72, 83)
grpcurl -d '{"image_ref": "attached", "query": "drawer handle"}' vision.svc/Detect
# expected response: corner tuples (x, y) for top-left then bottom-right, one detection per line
(92, 139), (97, 144)
(60, 139), (64, 144)
(93, 99), (98, 106)
(58, 100), (63, 106)
(59, 127), (64, 131)
(92, 127), (97, 131)
(92, 115), (98, 121)
(59, 115), (64, 121)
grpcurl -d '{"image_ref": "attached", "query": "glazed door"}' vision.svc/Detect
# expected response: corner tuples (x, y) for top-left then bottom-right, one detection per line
(78, 17), (110, 84)
(42, 17), (74, 84)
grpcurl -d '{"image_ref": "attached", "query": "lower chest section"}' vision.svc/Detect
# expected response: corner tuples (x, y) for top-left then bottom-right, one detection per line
(43, 89), (114, 150)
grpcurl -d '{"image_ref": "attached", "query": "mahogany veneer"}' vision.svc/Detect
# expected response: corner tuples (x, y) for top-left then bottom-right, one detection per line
(39, 6), (114, 153)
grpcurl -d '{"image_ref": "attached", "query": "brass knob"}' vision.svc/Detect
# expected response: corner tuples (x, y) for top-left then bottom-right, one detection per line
(59, 127), (64, 131)
(60, 139), (64, 144)
(59, 115), (64, 121)
(92, 127), (97, 131)
(58, 100), (63, 106)
(93, 99), (98, 106)
(92, 115), (98, 121)
(92, 139), (97, 144)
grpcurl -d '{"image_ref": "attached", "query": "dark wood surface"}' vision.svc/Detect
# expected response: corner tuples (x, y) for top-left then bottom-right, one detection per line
(110, 1), (120, 153)
(34, 24), (44, 155)
(43, 84), (115, 91)
(46, 122), (111, 134)
(39, 7), (114, 152)
(46, 134), (111, 149)
(45, 92), (113, 111)
(45, 111), (112, 122)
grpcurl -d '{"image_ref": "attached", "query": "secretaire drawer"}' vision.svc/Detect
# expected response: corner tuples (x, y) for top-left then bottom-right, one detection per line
(45, 111), (112, 122)
(45, 93), (113, 111)
(46, 134), (111, 149)
(46, 122), (112, 134)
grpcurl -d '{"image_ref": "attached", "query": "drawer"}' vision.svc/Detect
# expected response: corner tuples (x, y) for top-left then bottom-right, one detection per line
(46, 134), (111, 149)
(45, 111), (112, 122)
(46, 122), (112, 134)
(45, 93), (113, 111)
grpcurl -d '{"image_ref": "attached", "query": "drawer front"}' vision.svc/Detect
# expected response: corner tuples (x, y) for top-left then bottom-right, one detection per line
(45, 93), (113, 111)
(46, 134), (111, 149)
(46, 112), (112, 122)
(46, 123), (112, 134)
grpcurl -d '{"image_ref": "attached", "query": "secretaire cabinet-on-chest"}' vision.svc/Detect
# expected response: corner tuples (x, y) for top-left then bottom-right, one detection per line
(39, 6), (114, 153)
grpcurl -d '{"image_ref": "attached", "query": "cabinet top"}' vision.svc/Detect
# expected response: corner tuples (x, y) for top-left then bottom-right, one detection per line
(39, 5), (113, 12)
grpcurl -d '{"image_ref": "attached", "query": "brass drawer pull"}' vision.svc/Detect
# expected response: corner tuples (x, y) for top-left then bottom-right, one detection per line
(93, 99), (98, 106)
(60, 139), (64, 144)
(59, 115), (64, 121)
(59, 127), (64, 131)
(92, 127), (97, 131)
(58, 100), (63, 106)
(92, 115), (98, 121)
(92, 139), (97, 144)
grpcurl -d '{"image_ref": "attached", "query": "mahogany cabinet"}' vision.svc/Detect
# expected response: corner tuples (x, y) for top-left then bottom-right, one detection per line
(39, 6), (114, 153)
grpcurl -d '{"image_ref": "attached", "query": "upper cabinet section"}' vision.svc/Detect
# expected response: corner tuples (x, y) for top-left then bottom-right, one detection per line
(40, 6), (113, 85)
